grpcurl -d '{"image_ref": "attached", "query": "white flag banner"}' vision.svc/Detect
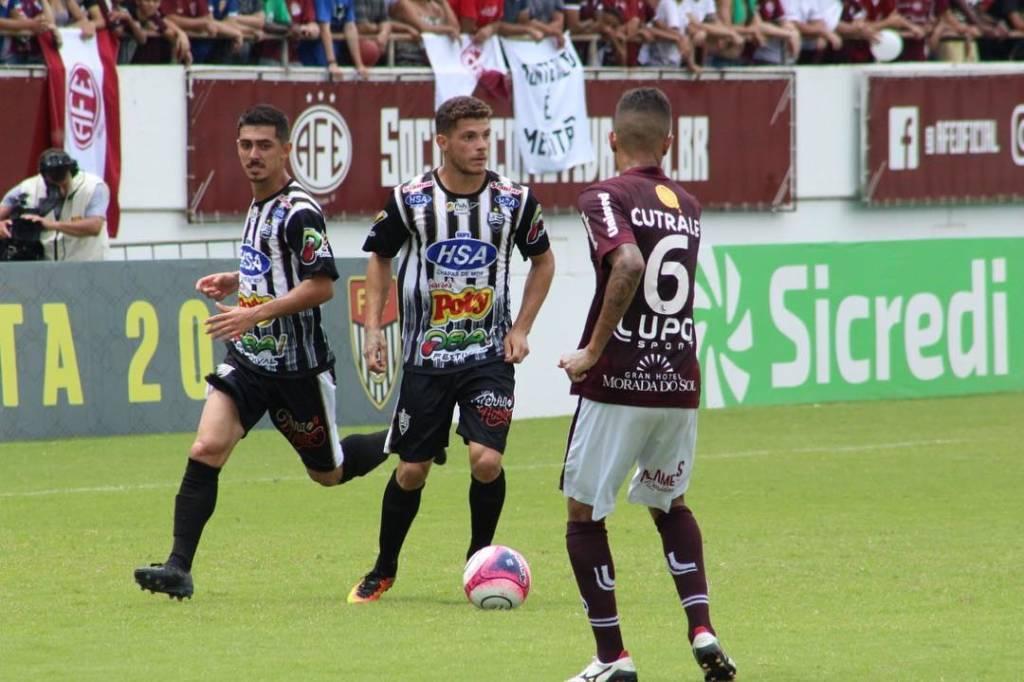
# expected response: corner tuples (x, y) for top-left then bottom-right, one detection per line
(500, 35), (594, 174)
(41, 28), (122, 234)
(422, 34), (508, 111)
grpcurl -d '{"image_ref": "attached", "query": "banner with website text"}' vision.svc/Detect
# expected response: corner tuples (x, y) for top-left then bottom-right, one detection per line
(862, 73), (1024, 205)
(186, 74), (793, 221)
(693, 238), (1023, 408)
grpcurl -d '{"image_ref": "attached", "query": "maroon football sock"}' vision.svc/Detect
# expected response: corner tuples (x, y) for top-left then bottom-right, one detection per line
(655, 505), (714, 640)
(566, 520), (625, 663)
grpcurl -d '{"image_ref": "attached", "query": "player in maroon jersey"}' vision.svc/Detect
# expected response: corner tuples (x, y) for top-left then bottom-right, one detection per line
(559, 87), (735, 682)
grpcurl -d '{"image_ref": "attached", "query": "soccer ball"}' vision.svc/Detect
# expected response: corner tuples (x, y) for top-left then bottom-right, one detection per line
(462, 545), (531, 610)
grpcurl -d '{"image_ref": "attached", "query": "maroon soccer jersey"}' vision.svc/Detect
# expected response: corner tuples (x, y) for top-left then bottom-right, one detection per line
(572, 166), (702, 409)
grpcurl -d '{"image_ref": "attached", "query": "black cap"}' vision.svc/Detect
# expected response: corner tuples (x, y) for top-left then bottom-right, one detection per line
(39, 148), (77, 175)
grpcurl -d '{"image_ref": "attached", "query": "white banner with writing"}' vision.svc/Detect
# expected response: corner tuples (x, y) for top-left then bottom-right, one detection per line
(422, 34), (508, 111)
(500, 35), (593, 174)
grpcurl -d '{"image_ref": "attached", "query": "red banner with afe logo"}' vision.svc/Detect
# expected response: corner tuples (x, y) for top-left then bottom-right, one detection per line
(186, 74), (794, 220)
(863, 73), (1024, 205)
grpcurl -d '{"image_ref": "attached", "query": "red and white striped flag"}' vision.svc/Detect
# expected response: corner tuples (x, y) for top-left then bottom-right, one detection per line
(40, 28), (121, 237)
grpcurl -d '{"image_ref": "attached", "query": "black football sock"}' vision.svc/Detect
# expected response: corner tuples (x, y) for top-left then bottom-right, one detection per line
(372, 469), (423, 578)
(339, 431), (390, 483)
(467, 469), (506, 561)
(166, 459), (221, 573)
(566, 520), (625, 664)
(655, 505), (714, 640)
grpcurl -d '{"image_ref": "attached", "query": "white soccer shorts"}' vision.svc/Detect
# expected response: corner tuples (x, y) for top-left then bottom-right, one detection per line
(561, 398), (697, 521)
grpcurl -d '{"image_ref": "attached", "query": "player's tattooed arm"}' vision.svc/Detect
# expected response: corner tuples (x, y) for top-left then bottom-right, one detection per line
(363, 253), (394, 373)
(559, 244), (644, 382)
(505, 249), (555, 363)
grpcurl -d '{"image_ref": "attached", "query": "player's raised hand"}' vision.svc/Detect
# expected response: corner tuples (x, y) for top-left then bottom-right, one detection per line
(364, 328), (388, 374)
(503, 328), (530, 363)
(205, 302), (258, 341)
(559, 347), (598, 383)
(195, 272), (239, 301)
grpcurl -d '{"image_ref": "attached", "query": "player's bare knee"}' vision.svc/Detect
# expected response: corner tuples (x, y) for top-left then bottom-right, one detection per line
(567, 498), (595, 523)
(470, 454), (502, 483)
(189, 438), (230, 467)
(396, 460), (429, 490)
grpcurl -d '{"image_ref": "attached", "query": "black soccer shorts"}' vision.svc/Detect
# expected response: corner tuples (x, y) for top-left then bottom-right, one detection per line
(205, 354), (343, 472)
(386, 361), (515, 463)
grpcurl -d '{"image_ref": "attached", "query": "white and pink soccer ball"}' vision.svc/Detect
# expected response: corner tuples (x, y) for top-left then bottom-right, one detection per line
(462, 545), (532, 610)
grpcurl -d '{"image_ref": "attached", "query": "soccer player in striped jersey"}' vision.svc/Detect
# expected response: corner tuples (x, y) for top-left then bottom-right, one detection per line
(133, 104), (388, 601)
(559, 88), (736, 681)
(347, 95), (555, 603)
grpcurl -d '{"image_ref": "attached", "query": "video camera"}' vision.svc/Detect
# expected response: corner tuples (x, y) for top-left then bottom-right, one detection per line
(0, 192), (61, 262)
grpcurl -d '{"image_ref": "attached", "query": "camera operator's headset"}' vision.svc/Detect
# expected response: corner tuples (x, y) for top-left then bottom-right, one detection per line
(38, 149), (79, 180)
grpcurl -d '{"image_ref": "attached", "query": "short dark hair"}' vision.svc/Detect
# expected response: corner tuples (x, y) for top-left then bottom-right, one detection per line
(237, 104), (290, 142)
(435, 96), (492, 136)
(613, 87), (672, 153)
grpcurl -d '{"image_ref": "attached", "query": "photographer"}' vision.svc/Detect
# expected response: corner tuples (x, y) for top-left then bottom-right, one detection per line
(0, 148), (110, 261)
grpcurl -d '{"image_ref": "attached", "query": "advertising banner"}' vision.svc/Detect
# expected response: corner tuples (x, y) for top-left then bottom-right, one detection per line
(0, 259), (398, 441)
(0, 72), (52, 200)
(862, 73), (1024, 205)
(186, 74), (793, 220)
(694, 238), (1022, 408)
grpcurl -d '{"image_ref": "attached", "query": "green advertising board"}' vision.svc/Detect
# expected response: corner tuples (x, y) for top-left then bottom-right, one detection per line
(695, 238), (1020, 407)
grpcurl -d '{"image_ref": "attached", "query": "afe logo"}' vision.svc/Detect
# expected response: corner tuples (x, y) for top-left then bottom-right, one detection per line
(290, 103), (352, 194)
(67, 64), (101, 150)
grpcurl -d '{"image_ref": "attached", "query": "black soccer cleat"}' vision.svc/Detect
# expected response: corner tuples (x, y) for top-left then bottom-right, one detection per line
(134, 563), (194, 600)
(692, 629), (737, 681)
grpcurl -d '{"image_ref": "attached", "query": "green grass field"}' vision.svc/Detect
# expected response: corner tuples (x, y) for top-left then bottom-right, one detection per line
(2, 393), (1022, 681)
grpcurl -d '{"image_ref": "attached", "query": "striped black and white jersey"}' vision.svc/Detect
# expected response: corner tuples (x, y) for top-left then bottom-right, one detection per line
(228, 180), (339, 377)
(363, 169), (550, 374)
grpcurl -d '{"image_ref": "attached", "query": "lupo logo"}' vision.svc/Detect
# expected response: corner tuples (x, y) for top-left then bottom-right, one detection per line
(694, 246), (753, 407)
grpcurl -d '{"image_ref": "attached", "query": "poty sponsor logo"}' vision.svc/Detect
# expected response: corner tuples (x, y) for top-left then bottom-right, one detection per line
(430, 286), (494, 324)
(290, 101), (352, 194)
(238, 291), (275, 327)
(425, 238), (497, 272)
(402, 180), (434, 193)
(888, 106), (919, 171)
(1011, 104), (1024, 167)
(405, 193), (432, 207)
(67, 64), (101, 150)
(239, 245), (271, 278)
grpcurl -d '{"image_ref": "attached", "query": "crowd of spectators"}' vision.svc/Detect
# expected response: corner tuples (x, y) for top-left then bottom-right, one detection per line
(1, 0), (1021, 69)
